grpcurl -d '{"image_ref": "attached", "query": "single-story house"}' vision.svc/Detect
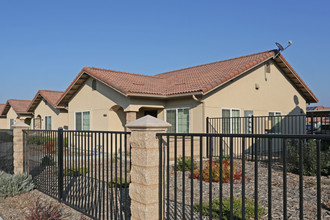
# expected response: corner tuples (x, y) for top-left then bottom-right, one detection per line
(0, 99), (32, 129)
(56, 49), (318, 134)
(27, 90), (68, 130)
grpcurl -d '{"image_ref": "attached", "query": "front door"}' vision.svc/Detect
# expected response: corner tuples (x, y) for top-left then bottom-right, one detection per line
(144, 110), (158, 118)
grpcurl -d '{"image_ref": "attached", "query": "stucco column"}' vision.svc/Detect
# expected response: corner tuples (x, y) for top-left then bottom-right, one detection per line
(12, 121), (29, 174)
(126, 115), (171, 220)
(126, 111), (137, 124)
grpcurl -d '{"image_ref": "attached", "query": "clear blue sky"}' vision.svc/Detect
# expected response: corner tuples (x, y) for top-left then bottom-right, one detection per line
(0, 1), (329, 106)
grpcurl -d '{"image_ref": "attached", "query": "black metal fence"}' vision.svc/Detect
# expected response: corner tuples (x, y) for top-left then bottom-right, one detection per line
(206, 114), (330, 159)
(207, 114), (308, 135)
(157, 133), (330, 219)
(0, 129), (14, 174)
(307, 112), (330, 134)
(24, 128), (131, 220)
(207, 113), (330, 135)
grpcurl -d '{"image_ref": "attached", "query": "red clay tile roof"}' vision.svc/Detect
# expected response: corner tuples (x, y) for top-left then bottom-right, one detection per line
(57, 50), (318, 106)
(1, 99), (32, 115)
(27, 90), (64, 112)
(308, 106), (330, 111)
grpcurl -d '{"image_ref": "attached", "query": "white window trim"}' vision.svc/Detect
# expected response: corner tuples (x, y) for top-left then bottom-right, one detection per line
(45, 115), (52, 130)
(268, 111), (282, 134)
(74, 111), (91, 131)
(165, 107), (190, 133)
(221, 108), (241, 133)
(268, 111), (281, 115)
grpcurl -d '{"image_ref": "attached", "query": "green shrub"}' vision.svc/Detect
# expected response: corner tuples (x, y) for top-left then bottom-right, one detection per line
(0, 172), (34, 198)
(63, 167), (88, 177)
(109, 177), (130, 188)
(287, 139), (330, 176)
(176, 157), (197, 171)
(55, 167), (89, 177)
(194, 197), (265, 219)
(41, 155), (55, 166)
(27, 135), (44, 145)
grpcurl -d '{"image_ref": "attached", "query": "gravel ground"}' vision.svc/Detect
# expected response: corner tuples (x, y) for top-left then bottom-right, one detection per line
(0, 190), (92, 220)
(165, 159), (330, 219)
(1, 158), (329, 219)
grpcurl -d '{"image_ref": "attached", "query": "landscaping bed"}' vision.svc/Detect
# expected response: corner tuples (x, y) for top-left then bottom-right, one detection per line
(0, 189), (91, 220)
(166, 159), (330, 219)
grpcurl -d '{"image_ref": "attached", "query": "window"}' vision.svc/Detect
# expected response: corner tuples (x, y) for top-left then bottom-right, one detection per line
(166, 108), (189, 133)
(269, 112), (281, 133)
(45, 116), (52, 130)
(222, 109), (241, 134)
(75, 111), (90, 130)
(9, 119), (14, 129)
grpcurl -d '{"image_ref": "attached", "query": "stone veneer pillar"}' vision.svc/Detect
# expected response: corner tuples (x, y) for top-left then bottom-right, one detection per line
(126, 115), (171, 220)
(126, 111), (137, 124)
(12, 121), (30, 174)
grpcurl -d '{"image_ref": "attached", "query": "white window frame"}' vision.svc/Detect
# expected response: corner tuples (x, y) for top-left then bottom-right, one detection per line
(74, 111), (91, 131)
(221, 108), (241, 133)
(165, 107), (190, 133)
(45, 116), (52, 130)
(268, 111), (282, 134)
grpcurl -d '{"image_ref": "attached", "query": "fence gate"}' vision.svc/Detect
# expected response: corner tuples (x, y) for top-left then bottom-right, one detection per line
(0, 129), (14, 174)
(24, 128), (131, 220)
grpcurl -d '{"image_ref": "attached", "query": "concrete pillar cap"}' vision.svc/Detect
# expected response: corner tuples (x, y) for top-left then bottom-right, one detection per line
(12, 121), (30, 128)
(126, 115), (171, 129)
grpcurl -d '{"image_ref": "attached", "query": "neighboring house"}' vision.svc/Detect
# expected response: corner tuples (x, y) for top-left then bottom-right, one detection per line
(306, 106), (330, 133)
(0, 99), (32, 129)
(307, 106), (330, 114)
(27, 90), (68, 130)
(56, 49), (318, 133)
(0, 104), (6, 129)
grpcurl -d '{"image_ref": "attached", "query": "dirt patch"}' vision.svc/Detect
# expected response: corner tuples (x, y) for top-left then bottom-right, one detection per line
(0, 190), (92, 220)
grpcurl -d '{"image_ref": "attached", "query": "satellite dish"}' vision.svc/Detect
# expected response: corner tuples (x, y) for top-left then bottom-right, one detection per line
(275, 42), (284, 51)
(275, 41), (292, 52)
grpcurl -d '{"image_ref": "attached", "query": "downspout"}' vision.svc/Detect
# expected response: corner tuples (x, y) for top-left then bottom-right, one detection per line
(192, 95), (205, 133)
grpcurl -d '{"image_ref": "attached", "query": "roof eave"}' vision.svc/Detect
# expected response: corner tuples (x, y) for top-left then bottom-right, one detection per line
(57, 70), (128, 107)
(275, 55), (318, 103)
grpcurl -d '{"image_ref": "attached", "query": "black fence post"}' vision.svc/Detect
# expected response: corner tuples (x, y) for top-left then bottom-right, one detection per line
(206, 117), (209, 157)
(251, 115), (254, 134)
(58, 127), (64, 202)
(311, 113), (314, 134)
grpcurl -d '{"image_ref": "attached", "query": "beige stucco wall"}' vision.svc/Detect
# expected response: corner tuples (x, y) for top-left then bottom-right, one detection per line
(33, 99), (68, 130)
(202, 61), (306, 133)
(68, 77), (131, 131)
(0, 118), (6, 129)
(6, 107), (19, 129)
